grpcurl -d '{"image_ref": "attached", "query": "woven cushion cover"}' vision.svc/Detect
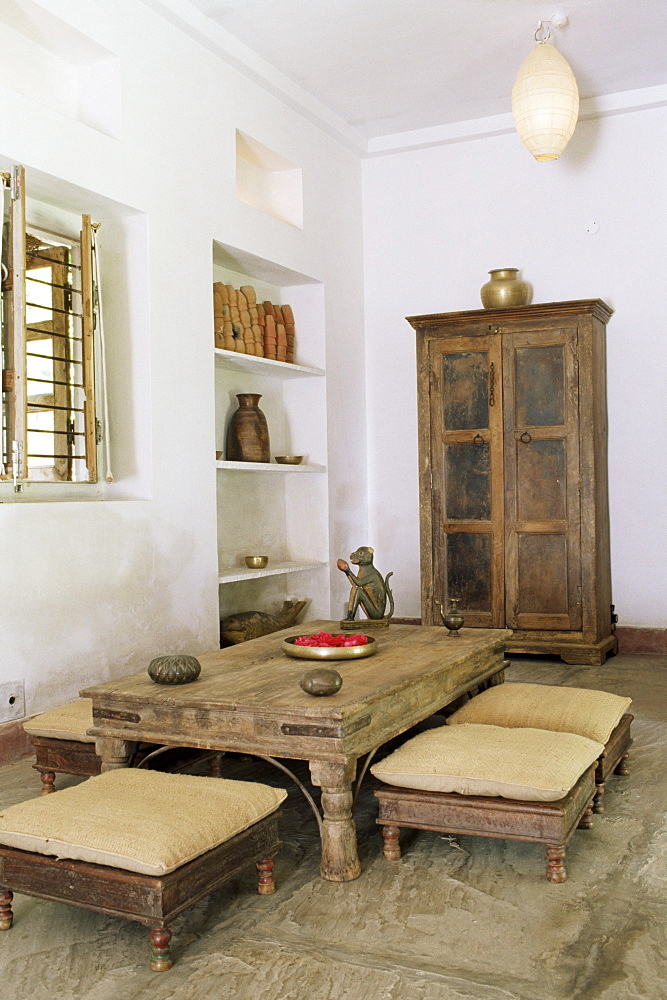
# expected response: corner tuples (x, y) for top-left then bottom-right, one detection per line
(23, 699), (94, 742)
(447, 683), (632, 744)
(0, 768), (287, 875)
(370, 723), (604, 801)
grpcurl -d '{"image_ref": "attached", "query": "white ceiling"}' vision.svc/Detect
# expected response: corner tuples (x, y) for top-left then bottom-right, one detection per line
(164, 0), (667, 148)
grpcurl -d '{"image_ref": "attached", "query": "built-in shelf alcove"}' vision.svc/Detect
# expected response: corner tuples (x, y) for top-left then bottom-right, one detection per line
(0, 0), (120, 138)
(212, 240), (329, 626)
(235, 131), (303, 229)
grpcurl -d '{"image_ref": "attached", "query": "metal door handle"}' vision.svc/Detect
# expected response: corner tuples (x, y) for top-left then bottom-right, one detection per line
(520, 431), (532, 444)
(473, 433), (484, 446)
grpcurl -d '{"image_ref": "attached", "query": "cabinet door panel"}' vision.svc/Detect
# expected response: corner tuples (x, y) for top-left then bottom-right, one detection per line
(516, 439), (566, 521)
(443, 352), (490, 429)
(504, 329), (581, 631)
(446, 532), (493, 614)
(429, 337), (504, 627)
(445, 441), (491, 520)
(517, 534), (570, 626)
(515, 344), (565, 426)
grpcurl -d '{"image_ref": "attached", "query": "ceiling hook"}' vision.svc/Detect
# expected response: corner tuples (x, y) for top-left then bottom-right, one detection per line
(535, 20), (552, 43)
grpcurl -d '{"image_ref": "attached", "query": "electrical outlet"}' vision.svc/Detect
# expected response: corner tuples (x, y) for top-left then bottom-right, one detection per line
(0, 681), (25, 723)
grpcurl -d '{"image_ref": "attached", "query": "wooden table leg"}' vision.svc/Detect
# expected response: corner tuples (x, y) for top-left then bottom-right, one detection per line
(94, 736), (138, 771)
(309, 759), (361, 882)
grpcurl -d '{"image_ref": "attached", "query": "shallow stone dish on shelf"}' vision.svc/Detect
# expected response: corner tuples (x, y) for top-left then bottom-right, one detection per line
(282, 635), (377, 660)
(274, 455), (303, 465)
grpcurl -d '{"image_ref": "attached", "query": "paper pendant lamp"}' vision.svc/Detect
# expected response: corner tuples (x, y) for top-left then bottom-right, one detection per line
(512, 41), (579, 161)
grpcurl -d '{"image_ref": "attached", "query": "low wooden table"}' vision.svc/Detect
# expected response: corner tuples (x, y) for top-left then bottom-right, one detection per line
(82, 622), (509, 882)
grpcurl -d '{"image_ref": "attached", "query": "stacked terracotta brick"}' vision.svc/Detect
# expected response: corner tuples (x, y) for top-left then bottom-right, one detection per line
(213, 282), (295, 363)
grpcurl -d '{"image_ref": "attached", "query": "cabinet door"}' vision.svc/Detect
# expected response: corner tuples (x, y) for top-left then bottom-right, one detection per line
(429, 336), (504, 627)
(503, 328), (582, 631)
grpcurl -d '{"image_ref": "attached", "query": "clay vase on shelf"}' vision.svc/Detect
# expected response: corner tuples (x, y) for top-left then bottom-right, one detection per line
(225, 393), (270, 462)
(480, 268), (531, 309)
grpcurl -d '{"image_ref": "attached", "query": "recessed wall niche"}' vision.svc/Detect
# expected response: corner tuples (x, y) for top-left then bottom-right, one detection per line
(0, 0), (120, 138)
(235, 131), (303, 229)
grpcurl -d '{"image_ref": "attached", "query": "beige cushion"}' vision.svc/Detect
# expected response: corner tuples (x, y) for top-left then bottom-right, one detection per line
(23, 700), (94, 742)
(447, 683), (632, 744)
(370, 723), (604, 801)
(0, 768), (286, 876)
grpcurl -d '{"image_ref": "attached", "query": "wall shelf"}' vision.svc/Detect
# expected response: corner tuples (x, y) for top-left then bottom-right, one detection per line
(218, 560), (326, 584)
(215, 348), (324, 380)
(216, 460), (326, 473)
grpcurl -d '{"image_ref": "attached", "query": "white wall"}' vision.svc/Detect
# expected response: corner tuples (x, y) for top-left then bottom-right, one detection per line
(363, 107), (667, 627)
(0, 0), (366, 715)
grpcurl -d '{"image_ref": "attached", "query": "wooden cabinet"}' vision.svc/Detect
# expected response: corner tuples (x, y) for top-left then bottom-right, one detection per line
(407, 300), (617, 665)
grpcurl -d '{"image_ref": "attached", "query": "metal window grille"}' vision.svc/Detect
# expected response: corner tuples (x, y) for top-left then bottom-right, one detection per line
(1, 167), (99, 486)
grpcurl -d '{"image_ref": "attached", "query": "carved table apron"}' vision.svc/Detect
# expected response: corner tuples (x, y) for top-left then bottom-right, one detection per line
(82, 622), (509, 882)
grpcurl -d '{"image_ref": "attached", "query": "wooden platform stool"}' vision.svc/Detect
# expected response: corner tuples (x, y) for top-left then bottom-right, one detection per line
(23, 700), (102, 794)
(23, 699), (223, 794)
(446, 683), (633, 814)
(0, 768), (286, 970)
(371, 723), (604, 882)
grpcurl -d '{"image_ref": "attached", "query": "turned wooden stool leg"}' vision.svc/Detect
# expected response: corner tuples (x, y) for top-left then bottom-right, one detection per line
(40, 771), (56, 795)
(256, 856), (275, 895)
(149, 926), (172, 972)
(382, 825), (402, 861)
(593, 780), (605, 814)
(578, 800), (595, 829)
(545, 844), (567, 883)
(207, 752), (225, 777)
(0, 889), (13, 930)
(615, 751), (630, 776)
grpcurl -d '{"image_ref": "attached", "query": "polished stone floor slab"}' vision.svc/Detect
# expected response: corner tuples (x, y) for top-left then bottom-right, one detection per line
(1, 653), (665, 1000)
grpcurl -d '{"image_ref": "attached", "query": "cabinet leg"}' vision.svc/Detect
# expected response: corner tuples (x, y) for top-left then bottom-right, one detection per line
(560, 651), (605, 665)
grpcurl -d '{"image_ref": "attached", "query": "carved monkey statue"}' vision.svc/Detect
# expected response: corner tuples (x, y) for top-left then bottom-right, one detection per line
(337, 546), (394, 621)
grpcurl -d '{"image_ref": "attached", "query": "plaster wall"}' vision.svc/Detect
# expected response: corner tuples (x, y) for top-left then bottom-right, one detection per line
(362, 107), (667, 627)
(0, 0), (366, 714)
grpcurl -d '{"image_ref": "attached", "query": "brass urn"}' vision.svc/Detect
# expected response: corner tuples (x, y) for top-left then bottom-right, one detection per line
(480, 268), (531, 309)
(437, 598), (465, 637)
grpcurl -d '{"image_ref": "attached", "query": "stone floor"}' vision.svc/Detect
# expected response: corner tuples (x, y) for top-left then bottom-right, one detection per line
(1, 653), (665, 1000)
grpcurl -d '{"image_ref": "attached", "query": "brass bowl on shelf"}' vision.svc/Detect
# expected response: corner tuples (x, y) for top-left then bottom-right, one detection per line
(282, 635), (377, 661)
(275, 455), (304, 465)
(244, 555), (269, 569)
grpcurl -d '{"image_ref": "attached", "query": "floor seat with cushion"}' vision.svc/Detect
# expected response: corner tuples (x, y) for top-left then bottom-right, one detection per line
(23, 699), (222, 794)
(446, 683), (633, 813)
(372, 723), (604, 882)
(0, 768), (286, 970)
